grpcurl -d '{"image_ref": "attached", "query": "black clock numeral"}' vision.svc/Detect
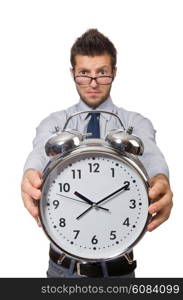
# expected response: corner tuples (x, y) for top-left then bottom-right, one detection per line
(124, 181), (130, 190)
(91, 235), (98, 244)
(88, 163), (100, 173)
(59, 183), (70, 192)
(53, 200), (59, 209)
(73, 230), (80, 239)
(111, 168), (115, 178)
(129, 199), (136, 209)
(123, 217), (130, 227)
(110, 230), (117, 240)
(71, 169), (81, 179)
(59, 218), (66, 227)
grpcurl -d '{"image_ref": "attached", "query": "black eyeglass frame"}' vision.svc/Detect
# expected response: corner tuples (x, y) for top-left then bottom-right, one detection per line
(74, 75), (114, 85)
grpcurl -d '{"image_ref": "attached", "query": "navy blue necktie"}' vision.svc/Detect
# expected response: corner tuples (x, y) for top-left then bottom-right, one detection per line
(86, 112), (100, 139)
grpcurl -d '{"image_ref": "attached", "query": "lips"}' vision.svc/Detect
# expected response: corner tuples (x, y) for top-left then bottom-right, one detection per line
(87, 91), (100, 94)
(87, 92), (100, 97)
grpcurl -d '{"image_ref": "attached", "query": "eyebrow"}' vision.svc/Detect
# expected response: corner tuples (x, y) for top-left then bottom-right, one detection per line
(97, 65), (110, 71)
(77, 65), (110, 72)
(77, 68), (90, 72)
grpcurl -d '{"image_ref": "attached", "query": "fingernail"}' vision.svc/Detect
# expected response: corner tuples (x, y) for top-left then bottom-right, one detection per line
(148, 224), (154, 231)
(150, 189), (155, 194)
(35, 191), (41, 198)
(149, 207), (156, 214)
(150, 191), (156, 198)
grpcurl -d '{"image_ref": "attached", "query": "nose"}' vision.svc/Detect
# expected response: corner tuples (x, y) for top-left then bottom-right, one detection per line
(90, 78), (98, 88)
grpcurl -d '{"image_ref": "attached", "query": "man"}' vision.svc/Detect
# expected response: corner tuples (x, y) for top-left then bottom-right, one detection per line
(21, 29), (173, 278)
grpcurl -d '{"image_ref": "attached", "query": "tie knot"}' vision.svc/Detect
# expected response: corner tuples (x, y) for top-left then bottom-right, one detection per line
(86, 112), (100, 120)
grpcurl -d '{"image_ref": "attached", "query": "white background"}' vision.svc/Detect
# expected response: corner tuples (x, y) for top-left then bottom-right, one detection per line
(0, 0), (182, 277)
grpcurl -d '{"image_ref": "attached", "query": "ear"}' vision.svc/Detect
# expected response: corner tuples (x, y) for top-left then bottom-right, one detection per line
(70, 68), (74, 79)
(113, 67), (117, 78)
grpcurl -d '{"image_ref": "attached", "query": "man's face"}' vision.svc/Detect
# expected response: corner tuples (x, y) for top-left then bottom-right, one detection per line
(71, 54), (116, 108)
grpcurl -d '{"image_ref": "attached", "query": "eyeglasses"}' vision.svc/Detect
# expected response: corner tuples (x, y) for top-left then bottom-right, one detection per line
(74, 76), (114, 85)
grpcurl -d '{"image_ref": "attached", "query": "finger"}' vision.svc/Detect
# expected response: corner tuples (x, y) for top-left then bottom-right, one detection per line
(148, 179), (169, 199)
(148, 192), (172, 214)
(147, 203), (172, 231)
(34, 216), (42, 227)
(22, 179), (41, 200)
(22, 192), (39, 218)
(27, 170), (43, 188)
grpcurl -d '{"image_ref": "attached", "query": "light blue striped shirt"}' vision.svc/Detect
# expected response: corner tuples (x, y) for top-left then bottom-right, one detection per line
(24, 96), (169, 178)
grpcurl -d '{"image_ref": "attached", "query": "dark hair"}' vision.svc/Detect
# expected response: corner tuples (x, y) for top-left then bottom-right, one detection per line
(70, 29), (117, 69)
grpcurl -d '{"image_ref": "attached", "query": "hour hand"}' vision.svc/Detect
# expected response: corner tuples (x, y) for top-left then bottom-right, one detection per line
(74, 191), (109, 212)
(74, 191), (94, 205)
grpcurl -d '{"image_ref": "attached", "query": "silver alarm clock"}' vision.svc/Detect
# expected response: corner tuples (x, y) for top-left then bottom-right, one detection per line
(39, 111), (151, 263)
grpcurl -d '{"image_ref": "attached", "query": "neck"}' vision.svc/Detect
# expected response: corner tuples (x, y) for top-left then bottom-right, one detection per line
(81, 96), (111, 109)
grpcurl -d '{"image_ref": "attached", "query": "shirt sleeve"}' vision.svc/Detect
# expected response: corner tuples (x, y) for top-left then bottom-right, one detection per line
(23, 110), (67, 172)
(132, 114), (169, 179)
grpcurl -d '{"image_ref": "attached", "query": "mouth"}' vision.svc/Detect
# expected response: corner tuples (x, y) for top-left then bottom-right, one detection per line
(86, 91), (101, 95)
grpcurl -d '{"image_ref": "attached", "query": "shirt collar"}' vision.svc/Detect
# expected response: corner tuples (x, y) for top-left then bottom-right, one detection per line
(77, 96), (115, 120)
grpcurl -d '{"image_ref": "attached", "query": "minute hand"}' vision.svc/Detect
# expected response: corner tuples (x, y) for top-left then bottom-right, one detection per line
(76, 183), (129, 220)
(95, 183), (129, 206)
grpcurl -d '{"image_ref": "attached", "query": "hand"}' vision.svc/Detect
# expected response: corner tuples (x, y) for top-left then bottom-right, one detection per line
(76, 183), (128, 220)
(147, 173), (173, 231)
(21, 168), (43, 226)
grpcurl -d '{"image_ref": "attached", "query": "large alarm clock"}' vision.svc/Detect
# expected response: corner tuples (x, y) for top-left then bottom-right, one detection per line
(39, 111), (151, 262)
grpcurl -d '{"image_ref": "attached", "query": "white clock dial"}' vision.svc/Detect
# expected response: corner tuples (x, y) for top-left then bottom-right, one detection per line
(40, 152), (149, 261)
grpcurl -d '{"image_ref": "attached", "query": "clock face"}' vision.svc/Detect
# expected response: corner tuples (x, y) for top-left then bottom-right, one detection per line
(40, 151), (149, 261)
